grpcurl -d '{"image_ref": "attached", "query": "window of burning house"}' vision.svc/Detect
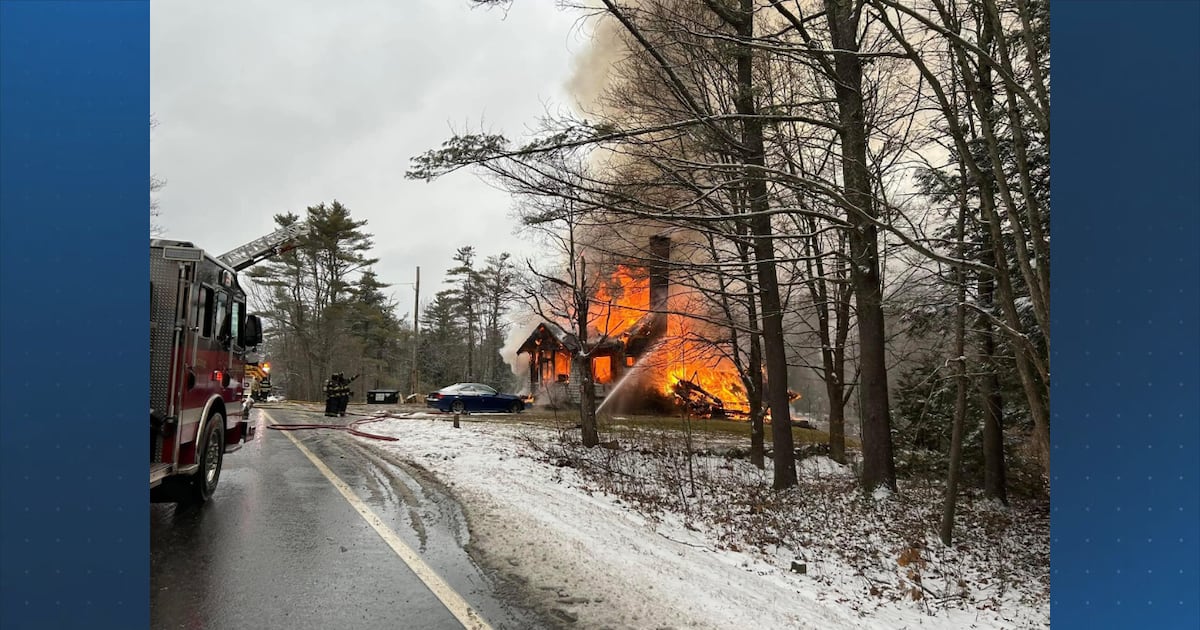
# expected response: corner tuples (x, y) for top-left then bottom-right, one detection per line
(554, 352), (571, 382)
(540, 352), (571, 384)
(592, 356), (613, 384)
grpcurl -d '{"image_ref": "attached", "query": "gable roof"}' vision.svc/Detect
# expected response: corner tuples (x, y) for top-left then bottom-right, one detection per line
(516, 321), (580, 355)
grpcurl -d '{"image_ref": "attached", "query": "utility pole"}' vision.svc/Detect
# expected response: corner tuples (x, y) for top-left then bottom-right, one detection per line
(410, 266), (420, 398)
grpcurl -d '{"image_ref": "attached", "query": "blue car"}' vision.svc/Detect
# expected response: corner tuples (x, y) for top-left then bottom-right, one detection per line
(426, 383), (527, 414)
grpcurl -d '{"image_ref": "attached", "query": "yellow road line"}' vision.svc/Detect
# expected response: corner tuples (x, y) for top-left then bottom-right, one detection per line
(261, 410), (493, 630)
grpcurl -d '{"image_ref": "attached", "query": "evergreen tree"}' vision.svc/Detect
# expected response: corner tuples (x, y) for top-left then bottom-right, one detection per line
(445, 247), (481, 380)
(247, 201), (378, 399)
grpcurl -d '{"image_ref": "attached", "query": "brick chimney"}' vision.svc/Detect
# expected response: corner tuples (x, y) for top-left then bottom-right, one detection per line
(648, 235), (670, 337)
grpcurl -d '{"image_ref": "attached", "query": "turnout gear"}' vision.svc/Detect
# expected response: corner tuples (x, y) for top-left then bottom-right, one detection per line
(337, 374), (359, 416)
(323, 374), (340, 417)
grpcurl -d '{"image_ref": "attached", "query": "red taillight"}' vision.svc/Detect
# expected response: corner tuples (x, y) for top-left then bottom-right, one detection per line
(430, 393), (441, 400)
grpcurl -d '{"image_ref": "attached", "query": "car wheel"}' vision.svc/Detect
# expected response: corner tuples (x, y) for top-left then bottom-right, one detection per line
(190, 409), (225, 503)
(509, 401), (523, 414)
(450, 400), (466, 414)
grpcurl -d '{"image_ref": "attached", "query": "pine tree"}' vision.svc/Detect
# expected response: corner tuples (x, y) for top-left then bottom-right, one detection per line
(247, 201), (379, 399)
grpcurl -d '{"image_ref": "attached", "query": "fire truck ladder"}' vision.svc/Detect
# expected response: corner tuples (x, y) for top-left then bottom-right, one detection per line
(216, 222), (311, 272)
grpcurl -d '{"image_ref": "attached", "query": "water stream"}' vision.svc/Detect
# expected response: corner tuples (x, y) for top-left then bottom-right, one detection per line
(595, 341), (667, 416)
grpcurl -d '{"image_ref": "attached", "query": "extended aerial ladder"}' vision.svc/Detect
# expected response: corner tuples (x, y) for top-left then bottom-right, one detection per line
(217, 222), (311, 272)
(216, 222), (309, 405)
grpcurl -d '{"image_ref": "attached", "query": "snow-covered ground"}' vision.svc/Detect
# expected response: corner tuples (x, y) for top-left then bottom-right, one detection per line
(352, 411), (1049, 629)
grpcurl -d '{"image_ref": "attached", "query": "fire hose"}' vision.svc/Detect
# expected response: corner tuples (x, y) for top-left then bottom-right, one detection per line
(266, 412), (408, 442)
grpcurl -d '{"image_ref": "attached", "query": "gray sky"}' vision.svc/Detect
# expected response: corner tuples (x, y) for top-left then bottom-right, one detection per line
(151, 0), (588, 318)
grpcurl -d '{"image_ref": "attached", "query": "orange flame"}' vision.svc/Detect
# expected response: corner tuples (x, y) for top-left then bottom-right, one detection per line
(591, 265), (649, 338)
(658, 312), (749, 414)
(554, 353), (570, 379)
(589, 264), (754, 416)
(593, 356), (613, 384)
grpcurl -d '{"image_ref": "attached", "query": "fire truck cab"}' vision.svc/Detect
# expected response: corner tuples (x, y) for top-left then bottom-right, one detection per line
(150, 223), (307, 502)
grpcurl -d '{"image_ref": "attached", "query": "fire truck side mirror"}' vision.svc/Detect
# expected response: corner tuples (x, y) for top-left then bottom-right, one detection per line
(243, 315), (264, 347)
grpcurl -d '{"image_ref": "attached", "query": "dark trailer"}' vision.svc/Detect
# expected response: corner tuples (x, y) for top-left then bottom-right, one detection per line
(367, 389), (401, 404)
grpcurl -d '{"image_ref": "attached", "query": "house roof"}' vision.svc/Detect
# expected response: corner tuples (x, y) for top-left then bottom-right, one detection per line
(516, 320), (628, 356)
(516, 321), (580, 355)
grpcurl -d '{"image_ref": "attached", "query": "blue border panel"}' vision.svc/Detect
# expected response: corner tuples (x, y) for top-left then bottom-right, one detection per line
(0, 2), (149, 629)
(1052, 1), (1200, 629)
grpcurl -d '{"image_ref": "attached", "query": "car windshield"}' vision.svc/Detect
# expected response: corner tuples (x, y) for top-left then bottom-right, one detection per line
(440, 384), (471, 394)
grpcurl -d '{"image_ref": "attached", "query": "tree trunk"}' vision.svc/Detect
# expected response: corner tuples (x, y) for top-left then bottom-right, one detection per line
(872, 0), (1050, 479)
(576, 256), (600, 448)
(979, 327), (1007, 503)
(953, 2), (1047, 342)
(824, 383), (847, 461)
(577, 354), (600, 447)
(803, 214), (851, 465)
(747, 306), (766, 469)
(940, 204), (970, 546)
(978, 248), (1008, 504)
(465, 308), (475, 380)
(735, 228), (767, 470)
(824, 0), (896, 491)
(735, 0), (795, 489)
(966, 16), (1051, 477)
(813, 254), (847, 465)
(831, 275), (853, 464)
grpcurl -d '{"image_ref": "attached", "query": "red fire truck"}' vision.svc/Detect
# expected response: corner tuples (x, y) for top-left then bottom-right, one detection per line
(149, 223), (308, 502)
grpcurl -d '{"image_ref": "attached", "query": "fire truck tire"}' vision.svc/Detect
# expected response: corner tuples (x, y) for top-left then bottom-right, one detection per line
(189, 410), (225, 503)
(450, 400), (466, 414)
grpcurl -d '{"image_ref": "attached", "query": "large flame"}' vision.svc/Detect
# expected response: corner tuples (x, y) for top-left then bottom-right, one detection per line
(591, 265), (650, 338)
(590, 265), (751, 415)
(659, 313), (750, 415)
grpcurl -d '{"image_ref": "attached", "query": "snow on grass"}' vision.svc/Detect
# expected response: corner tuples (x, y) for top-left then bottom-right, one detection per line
(357, 414), (1049, 629)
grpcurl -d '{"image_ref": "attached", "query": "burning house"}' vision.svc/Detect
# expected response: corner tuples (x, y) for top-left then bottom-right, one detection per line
(516, 236), (755, 417)
(516, 236), (669, 408)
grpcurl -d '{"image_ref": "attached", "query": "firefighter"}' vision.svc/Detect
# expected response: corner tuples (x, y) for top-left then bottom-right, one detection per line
(335, 373), (348, 416)
(338, 373), (360, 416)
(324, 373), (340, 417)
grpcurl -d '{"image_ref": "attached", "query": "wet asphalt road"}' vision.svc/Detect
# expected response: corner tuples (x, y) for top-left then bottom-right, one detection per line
(150, 405), (550, 630)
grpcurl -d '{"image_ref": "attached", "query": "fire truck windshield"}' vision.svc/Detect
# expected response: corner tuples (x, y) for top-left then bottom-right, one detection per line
(214, 291), (228, 337)
(230, 302), (241, 343)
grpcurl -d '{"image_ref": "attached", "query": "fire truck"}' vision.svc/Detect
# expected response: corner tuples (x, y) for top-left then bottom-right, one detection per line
(150, 222), (308, 502)
(245, 360), (273, 401)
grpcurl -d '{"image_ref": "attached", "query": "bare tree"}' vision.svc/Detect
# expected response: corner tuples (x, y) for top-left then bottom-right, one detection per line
(515, 190), (608, 447)
(429, 0), (805, 488)
(940, 146), (971, 545)
(869, 0), (1049, 477)
(441, 0), (1051, 496)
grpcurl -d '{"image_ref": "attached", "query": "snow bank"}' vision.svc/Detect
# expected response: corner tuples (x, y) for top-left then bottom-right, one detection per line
(359, 415), (1049, 629)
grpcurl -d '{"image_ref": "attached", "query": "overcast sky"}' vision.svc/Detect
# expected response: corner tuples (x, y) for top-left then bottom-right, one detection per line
(151, 0), (589, 319)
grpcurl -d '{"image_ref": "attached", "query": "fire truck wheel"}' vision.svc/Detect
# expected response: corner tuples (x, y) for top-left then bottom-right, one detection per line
(191, 410), (225, 502)
(450, 400), (466, 414)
